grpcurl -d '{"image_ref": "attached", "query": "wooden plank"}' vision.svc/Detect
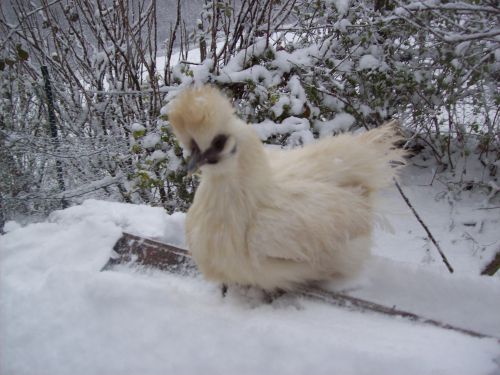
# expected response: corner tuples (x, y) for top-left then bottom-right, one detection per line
(481, 251), (500, 276)
(295, 287), (496, 340)
(102, 232), (499, 342)
(101, 232), (196, 274)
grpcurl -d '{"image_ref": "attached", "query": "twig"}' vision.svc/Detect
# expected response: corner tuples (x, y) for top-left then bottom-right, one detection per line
(481, 251), (500, 276)
(394, 180), (454, 273)
(164, 0), (182, 85)
(179, 61), (204, 66)
(0, 0), (64, 49)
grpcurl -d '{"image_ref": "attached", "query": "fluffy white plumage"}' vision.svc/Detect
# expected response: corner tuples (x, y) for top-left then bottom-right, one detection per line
(168, 85), (405, 291)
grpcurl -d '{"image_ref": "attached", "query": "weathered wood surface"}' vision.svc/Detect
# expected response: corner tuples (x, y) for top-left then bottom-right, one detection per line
(103, 232), (499, 342)
(481, 251), (500, 276)
(101, 232), (196, 274)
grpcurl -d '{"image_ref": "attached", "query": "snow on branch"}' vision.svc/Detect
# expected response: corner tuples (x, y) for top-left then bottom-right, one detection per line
(443, 29), (500, 43)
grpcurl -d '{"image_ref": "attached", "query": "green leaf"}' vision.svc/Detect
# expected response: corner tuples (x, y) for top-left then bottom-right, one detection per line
(132, 130), (146, 139)
(16, 44), (29, 61)
(131, 144), (143, 154)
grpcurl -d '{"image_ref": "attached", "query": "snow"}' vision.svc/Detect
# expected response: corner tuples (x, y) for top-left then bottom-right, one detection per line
(358, 54), (381, 70)
(3, 220), (22, 233)
(271, 44), (322, 74)
(166, 148), (183, 171)
(326, 0), (350, 17)
(224, 39), (268, 72)
(270, 94), (291, 118)
(48, 199), (185, 244)
(455, 41), (470, 56)
(323, 93), (346, 111)
(286, 129), (315, 148)
(351, 256), (500, 337)
(1, 167), (500, 375)
(218, 64), (277, 87)
(394, 6), (412, 17)
(149, 149), (167, 161)
(141, 133), (161, 149)
(131, 122), (145, 132)
(192, 59), (213, 83)
(253, 117), (311, 140)
(215, 39), (282, 87)
(315, 112), (356, 137)
(288, 75), (308, 115)
(336, 18), (352, 33)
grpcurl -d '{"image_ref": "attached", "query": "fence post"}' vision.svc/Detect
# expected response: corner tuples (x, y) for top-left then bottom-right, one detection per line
(41, 65), (68, 209)
(0, 194), (5, 234)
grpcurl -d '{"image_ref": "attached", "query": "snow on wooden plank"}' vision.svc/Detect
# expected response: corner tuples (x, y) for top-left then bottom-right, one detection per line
(103, 232), (499, 342)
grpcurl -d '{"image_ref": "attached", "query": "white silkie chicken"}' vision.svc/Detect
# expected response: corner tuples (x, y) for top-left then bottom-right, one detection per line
(168, 85), (404, 291)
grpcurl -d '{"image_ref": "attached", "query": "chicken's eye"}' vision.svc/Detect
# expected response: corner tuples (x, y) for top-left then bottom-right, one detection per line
(212, 134), (227, 152)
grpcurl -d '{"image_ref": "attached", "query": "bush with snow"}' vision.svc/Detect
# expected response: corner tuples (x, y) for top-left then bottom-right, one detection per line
(1, 0), (499, 223)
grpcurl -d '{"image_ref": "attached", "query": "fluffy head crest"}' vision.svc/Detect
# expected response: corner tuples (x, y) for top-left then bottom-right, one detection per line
(168, 85), (235, 149)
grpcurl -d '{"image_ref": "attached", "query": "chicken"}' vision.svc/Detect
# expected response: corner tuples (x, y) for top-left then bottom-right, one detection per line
(168, 85), (405, 291)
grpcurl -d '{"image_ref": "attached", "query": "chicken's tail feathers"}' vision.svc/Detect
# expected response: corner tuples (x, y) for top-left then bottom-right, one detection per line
(334, 120), (407, 195)
(358, 119), (405, 154)
(358, 120), (403, 148)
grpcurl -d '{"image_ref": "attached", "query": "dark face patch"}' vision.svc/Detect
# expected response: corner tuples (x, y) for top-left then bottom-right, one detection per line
(187, 134), (233, 172)
(211, 134), (227, 152)
(203, 134), (228, 164)
(204, 149), (219, 164)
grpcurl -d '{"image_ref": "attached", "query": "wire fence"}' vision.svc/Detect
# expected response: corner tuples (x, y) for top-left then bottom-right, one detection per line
(0, 68), (178, 227)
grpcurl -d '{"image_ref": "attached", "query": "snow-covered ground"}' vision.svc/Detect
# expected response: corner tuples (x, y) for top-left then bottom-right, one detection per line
(1, 165), (499, 375)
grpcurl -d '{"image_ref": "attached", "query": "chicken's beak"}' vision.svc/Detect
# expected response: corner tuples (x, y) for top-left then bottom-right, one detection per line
(187, 148), (204, 175)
